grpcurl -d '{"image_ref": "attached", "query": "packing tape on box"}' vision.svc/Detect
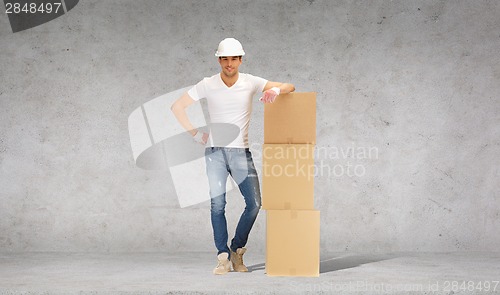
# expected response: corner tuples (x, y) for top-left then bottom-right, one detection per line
(127, 86), (241, 208)
(291, 210), (298, 219)
(284, 202), (291, 210)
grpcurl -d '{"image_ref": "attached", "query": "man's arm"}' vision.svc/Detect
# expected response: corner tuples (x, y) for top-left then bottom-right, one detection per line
(171, 92), (197, 135)
(259, 81), (295, 103)
(170, 92), (208, 143)
(263, 81), (295, 94)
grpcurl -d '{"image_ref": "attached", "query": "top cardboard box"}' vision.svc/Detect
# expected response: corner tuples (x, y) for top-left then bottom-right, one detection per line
(264, 92), (316, 144)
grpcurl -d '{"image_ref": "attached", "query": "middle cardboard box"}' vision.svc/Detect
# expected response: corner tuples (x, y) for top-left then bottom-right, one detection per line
(262, 144), (315, 210)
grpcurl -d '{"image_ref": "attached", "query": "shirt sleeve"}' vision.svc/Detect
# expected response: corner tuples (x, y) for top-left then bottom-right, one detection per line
(187, 78), (207, 101)
(247, 74), (268, 94)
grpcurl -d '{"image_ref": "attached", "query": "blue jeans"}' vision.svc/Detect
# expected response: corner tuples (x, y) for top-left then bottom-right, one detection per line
(205, 147), (261, 259)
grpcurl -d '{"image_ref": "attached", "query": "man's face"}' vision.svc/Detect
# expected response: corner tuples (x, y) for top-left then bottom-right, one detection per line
(218, 56), (242, 78)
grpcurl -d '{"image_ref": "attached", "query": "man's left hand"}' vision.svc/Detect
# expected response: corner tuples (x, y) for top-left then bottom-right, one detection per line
(259, 87), (280, 103)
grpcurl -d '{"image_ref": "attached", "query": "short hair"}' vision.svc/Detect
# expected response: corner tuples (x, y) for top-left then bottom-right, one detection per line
(219, 56), (242, 60)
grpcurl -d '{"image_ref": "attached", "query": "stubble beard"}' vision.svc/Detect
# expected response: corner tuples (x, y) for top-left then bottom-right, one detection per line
(223, 68), (237, 78)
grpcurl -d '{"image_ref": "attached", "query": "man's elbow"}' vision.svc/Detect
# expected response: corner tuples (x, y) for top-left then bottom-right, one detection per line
(285, 83), (295, 93)
(170, 101), (180, 113)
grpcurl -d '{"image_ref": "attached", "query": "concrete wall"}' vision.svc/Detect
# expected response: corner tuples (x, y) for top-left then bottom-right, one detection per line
(0, 0), (499, 253)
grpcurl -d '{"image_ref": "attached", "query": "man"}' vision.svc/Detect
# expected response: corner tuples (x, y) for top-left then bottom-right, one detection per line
(171, 38), (295, 275)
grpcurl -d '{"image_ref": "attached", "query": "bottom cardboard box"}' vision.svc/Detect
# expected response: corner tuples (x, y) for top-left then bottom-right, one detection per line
(266, 210), (320, 277)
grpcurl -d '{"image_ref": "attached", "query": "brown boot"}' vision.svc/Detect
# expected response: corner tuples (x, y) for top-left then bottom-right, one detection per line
(230, 248), (248, 272)
(213, 252), (231, 275)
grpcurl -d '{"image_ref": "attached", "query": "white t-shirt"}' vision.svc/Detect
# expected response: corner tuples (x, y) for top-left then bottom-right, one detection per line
(188, 73), (268, 148)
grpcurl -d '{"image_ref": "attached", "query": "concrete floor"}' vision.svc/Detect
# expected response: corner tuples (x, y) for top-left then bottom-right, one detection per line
(0, 252), (499, 295)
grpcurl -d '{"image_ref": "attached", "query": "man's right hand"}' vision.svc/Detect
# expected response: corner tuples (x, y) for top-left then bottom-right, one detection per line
(193, 130), (209, 145)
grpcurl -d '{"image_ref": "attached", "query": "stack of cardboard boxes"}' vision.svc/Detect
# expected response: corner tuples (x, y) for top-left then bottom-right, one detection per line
(262, 92), (319, 277)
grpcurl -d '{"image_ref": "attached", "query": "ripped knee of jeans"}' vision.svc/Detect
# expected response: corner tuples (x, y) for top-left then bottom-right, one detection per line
(210, 196), (226, 214)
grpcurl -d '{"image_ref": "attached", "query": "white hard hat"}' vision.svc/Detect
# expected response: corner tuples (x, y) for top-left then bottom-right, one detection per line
(215, 38), (245, 57)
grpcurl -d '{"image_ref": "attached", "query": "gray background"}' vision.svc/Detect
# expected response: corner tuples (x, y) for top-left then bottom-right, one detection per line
(0, 0), (499, 253)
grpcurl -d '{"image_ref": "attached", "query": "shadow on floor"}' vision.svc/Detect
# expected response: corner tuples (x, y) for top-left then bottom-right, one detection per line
(247, 253), (401, 274)
(247, 262), (265, 272)
(320, 253), (400, 273)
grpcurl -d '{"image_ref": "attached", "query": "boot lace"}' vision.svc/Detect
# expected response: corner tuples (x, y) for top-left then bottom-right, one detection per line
(234, 252), (244, 265)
